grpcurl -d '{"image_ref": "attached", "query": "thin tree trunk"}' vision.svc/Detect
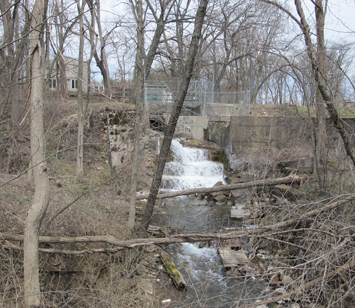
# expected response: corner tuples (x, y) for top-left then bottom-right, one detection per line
(128, 0), (144, 230)
(144, 0), (173, 80)
(86, 0), (96, 113)
(0, 0), (23, 122)
(261, 0), (355, 168)
(140, 0), (209, 234)
(24, 0), (50, 306)
(314, 0), (327, 190)
(76, 0), (86, 176)
(56, 0), (67, 94)
(93, 0), (111, 97)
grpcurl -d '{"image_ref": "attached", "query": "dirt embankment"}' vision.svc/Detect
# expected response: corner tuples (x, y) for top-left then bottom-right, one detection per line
(1, 98), (355, 307)
(0, 99), (161, 307)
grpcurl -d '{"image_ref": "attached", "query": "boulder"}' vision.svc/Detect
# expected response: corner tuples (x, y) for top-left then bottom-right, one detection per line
(231, 208), (251, 219)
(231, 188), (250, 199)
(269, 273), (280, 286)
(213, 194), (227, 203)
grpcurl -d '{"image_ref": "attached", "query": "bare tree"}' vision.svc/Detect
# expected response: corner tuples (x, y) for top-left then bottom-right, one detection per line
(49, 0), (80, 94)
(92, 0), (112, 97)
(24, 0), (50, 306)
(127, 0), (175, 229)
(260, 0), (355, 169)
(85, 0), (96, 110)
(144, 0), (175, 79)
(140, 0), (209, 234)
(0, 0), (27, 122)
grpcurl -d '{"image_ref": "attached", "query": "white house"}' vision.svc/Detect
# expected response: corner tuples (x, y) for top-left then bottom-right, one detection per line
(48, 56), (90, 94)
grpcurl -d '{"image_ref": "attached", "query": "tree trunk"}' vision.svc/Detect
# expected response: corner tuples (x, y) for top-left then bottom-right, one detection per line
(314, 0), (327, 190)
(93, 0), (111, 97)
(24, 0), (50, 306)
(128, 0), (144, 230)
(137, 174), (301, 200)
(294, 0), (355, 168)
(76, 0), (86, 176)
(140, 0), (209, 234)
(261, 0), (355, 169)
(86, 0), (96, 113)
(55, 1), (67, 94)
(145, 0), (173, 79)
(0, 0), (21, 122)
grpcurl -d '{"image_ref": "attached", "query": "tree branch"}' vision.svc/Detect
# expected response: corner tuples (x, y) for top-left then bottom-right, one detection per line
(137, 174), (302, 200)
(2, 193), (354, 251)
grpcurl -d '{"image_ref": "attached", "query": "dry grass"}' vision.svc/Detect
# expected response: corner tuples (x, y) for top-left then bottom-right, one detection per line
(0, 96), (157, 307)
(1, 96), (355, 307)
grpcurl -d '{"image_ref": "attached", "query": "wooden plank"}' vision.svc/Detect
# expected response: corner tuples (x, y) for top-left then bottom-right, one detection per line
(218, 246), (249, 270)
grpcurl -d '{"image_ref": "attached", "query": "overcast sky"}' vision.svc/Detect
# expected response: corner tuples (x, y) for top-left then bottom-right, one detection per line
(94, 0), (355, 82)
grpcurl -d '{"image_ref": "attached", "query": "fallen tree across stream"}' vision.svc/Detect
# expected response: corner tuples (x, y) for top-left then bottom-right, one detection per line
(2, 193), (355, 255)
(136, 174), (302, 200)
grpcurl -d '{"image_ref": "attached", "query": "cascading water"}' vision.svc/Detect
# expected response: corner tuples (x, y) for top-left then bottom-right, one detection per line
(153, 140), (265, 307)
(162, 140), (225, 191)
(152, 139), (231, 233)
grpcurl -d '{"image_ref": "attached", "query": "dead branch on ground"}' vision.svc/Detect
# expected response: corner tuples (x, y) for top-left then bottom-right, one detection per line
(1, 193), (354, 252)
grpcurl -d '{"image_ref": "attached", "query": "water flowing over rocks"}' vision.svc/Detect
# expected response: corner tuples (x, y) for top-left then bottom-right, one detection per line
(142, 138), (332, 307)
(99, 110), (348, 306)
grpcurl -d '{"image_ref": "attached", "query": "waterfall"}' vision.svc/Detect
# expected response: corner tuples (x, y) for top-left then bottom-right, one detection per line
(155, 139), (265, 307)
(162, 139), (225, 191)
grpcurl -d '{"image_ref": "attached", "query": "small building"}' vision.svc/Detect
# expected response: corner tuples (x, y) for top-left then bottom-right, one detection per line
(48, 56), (91, 94)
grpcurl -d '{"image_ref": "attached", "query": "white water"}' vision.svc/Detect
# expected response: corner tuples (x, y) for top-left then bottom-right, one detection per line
(162, 139), (225, 191)
(158, 140), (231, 306)
(155, 140), (265, 307)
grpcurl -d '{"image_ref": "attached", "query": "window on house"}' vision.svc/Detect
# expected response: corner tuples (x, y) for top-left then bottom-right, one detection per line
(49, 78), (57, 89)
(71, 79), (77, 89)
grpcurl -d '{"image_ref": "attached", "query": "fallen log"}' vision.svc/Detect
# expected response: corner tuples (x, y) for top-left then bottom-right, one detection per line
(160, 251), (186, 290)
(137, 174), (302, 200)
(1, 194), (354, 252)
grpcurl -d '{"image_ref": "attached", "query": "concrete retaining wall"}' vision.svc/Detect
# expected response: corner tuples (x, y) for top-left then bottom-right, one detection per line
(168, 114), (355, 171)
(229, 116), (311, 154)
(174, 116), (209, 139)
(208, 117), (312, 170)
(208, 116), (355, 171)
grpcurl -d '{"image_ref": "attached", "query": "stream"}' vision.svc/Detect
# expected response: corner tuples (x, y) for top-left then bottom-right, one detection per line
(152, 140), (266, 307)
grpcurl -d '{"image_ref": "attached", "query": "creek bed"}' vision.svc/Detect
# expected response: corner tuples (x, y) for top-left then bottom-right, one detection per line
(151, 140), (267, 307)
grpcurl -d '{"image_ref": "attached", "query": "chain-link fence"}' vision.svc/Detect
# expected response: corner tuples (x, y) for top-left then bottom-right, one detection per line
(145, 80), (250, 117)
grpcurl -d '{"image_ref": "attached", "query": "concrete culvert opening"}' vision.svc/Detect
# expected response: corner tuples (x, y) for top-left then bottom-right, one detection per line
(149, 116), (165, 132)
